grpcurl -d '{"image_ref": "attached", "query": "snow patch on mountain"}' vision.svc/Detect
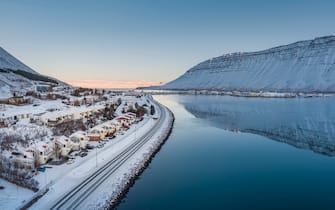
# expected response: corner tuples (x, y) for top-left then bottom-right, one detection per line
(162, 36), (335, 93)
(0, 47), (67, 99)
(0, 47), (36, 74)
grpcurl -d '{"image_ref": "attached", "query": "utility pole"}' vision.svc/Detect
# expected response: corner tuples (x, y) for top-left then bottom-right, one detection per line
(95, 146), (98, 168)
(135, 123), (137, 142)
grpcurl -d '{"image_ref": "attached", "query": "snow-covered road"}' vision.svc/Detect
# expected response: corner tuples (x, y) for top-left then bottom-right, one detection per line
(28, 98), (173, 210)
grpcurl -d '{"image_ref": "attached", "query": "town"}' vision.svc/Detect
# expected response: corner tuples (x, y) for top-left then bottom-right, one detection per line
(0, 82), (169, 209)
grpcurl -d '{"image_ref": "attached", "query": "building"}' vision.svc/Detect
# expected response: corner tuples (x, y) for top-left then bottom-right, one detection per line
(125, 112), (136, 124)
(7, 96), (27, 105)
(70, 131), (89, 150)
(0, 119), (8, 128)
(39, 111), (74, 126)
(110, 120), (122, 132)
(32, 141), (54, 165)
(35, 84), (52, 92)
(116, 116), (131, 127)
(88, 127), (108, 141)
(54, 136), (73, 158)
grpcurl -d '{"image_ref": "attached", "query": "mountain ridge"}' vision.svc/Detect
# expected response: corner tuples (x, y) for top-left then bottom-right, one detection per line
(161, 35), (335, 93)
(0, 47), (67, 99)
(0, 47), (37, 74)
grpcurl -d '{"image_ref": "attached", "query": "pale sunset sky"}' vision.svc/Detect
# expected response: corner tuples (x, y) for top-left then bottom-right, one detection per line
(1, 0), (335, 88)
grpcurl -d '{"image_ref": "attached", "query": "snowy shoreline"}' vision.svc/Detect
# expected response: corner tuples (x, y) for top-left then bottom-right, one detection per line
(105, 106), (174, 209)
(24, 101), (174, 210)
(139, 89), (335, 98)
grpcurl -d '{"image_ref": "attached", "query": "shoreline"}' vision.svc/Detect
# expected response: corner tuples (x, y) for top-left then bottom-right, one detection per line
(5, 99), (174, 210)
(138, 89), (335, 98)
(104, 105), (174, 210)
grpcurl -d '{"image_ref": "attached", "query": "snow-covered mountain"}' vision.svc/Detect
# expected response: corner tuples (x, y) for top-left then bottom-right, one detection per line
(178, 95), (335, 156)
(162, 36), (335, 93)
(0, 47), (65, 99)
(0, 47), (37, 74)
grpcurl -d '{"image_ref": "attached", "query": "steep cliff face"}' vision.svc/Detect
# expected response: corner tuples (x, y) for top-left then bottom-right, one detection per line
(163, 36), (335, 92)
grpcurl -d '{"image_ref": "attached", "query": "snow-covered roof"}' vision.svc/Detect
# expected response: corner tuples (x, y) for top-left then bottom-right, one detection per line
(55, 136), (71, 145)
(70, 131), (87, 138)
(39, 104), (104, 121)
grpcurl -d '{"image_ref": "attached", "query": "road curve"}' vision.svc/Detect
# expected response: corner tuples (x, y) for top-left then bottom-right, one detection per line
(49, 99), (167, 210)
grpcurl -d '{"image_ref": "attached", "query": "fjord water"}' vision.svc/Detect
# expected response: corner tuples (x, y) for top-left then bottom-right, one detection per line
(117, 95), (335, 210)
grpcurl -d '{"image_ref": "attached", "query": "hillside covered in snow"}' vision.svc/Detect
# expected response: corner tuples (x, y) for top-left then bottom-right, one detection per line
(162, 36), (335, 93)
(0, 47), (65, 98)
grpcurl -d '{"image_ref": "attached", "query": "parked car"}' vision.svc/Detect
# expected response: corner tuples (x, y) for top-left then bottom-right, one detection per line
(37, 166), (46, 172)
(80, 152), (88, 157)
(86, 144), (95, 149)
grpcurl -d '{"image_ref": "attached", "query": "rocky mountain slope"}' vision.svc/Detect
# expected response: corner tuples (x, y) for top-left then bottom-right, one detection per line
(0, 47), (64, 98)
(162, 36), (335, 93)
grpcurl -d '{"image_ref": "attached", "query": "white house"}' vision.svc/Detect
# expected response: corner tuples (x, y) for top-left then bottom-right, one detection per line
(110, 120), (122, 132)
(39, 111), (74, 126)
(70, 131), (89, 150)
(9, 150), (36, 170)
(100, 122), (117, 136)
(54, 136), (73, 158)
(32, 141), (54, 165)
(88, 127), (108, 141)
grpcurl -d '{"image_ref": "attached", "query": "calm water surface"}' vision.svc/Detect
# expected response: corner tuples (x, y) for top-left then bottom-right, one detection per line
(116, 95), (335, 210)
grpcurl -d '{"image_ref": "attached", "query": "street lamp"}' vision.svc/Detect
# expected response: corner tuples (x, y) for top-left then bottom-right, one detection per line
(95, 146), (98, 168)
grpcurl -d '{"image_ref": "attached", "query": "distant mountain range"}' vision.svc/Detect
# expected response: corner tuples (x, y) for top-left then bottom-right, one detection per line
(161, 36), (335, 93)
(0, 47), (66, 99)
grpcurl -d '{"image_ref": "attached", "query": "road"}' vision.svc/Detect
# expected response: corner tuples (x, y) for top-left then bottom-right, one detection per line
(49, 100), (167, 210)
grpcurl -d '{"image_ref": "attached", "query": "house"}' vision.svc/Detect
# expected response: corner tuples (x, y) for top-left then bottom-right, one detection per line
(125, 112), (136, 123)
(39, 111), (74, 126)
(110, 120), (122, 132)
(21, 151), (36, 170)
(9, 151), (36, 170)
(88, 127), (108, 141)
(32, 141), (54, 165)
(15, 113), (32, 120)
(7, 96), (26, 105)
(101, 122), (117, 136)
(54, 136), (73, 158)
(35, 84), (52, 92)
(116, 116), (131, 127)
(70, 131), (89, 150)
(0, 119), (8, 128)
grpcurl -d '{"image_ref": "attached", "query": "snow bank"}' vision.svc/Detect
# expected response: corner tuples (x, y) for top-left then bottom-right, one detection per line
(87, 106), (174, 210)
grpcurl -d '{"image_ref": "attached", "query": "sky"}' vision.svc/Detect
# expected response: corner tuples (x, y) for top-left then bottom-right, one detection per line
(1, 0), (335, 88)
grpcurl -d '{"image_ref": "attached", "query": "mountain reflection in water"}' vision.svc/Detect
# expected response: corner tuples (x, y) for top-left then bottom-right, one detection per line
(179, 95), (335, 156)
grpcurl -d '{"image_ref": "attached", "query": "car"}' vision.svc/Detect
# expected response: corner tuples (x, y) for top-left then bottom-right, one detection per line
(80, 152), (88, 157)
(86, 144), (95, 149)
